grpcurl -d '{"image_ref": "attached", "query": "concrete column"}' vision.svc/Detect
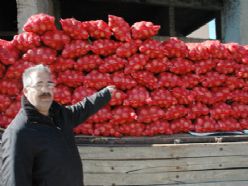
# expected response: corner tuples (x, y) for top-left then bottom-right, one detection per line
(16, 0), (55, 33)
(239, 0), (248, 44)
(222, 0), (248, 44)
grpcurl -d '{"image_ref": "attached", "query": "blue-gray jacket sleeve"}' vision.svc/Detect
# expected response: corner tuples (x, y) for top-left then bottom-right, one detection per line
(65, 87), (111, 127)
(0, 128), (33, 186)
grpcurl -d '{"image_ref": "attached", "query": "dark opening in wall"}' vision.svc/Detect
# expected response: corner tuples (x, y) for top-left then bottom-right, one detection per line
(175, 7), (221, 39)
(0, 0), (17, 40)
(59, 0), (170, 36)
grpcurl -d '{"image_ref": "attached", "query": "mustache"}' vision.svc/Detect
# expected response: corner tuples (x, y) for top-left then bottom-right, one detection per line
(39, 93), (52, 98)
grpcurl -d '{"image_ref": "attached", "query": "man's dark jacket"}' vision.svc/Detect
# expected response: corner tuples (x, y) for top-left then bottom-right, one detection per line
(0, 88), (111, 186)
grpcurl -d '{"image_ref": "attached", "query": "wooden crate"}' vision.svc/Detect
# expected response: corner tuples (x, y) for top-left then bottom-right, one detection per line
(77, 135), (248, 186)
(1, 132), (248, 185)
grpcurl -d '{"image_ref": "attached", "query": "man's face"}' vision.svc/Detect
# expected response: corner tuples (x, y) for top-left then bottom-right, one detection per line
(23, 70), (55, 115)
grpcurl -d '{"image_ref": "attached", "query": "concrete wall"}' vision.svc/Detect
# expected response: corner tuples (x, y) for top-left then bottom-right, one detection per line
(222, 0), (248, 44)
(16, 0), (55, 33)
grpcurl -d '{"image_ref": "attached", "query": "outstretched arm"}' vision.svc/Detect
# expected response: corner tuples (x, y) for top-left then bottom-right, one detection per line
(65, 86), (115, 128)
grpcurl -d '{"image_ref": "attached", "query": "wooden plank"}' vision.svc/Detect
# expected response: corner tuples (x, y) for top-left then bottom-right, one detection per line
(162, 182), (248, 186)
(78, 142), (248, 159)
(75, 133), (248, 145)
(85, 181), (248, 186)
(84, 169), (248, 186)
(83, 155), (248, 173)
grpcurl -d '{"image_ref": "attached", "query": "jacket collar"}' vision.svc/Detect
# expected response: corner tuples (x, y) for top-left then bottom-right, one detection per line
(21, 96), (61, 126)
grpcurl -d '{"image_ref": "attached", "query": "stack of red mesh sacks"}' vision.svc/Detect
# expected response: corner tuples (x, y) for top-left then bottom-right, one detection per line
(1, 13), (248, 137)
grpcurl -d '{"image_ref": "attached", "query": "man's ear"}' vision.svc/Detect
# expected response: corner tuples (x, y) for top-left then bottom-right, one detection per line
(23, 87), (28, 97)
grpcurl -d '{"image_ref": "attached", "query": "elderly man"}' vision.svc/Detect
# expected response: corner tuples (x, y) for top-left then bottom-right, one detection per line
(0, 64), (115, 186)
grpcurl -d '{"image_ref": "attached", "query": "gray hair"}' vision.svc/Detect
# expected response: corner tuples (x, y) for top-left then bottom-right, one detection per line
(22, 64), (52, 88)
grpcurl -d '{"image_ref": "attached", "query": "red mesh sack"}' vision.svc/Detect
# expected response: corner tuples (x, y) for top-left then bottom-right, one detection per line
(224, 76), (245, 90)
(236, 64), (248, 78)
(75, 54), (104, 72)
(145, 57), (169, 73)
(231, 90), (248, 104)
(23, 13), (56, 34)
(150, 88), (177, 108)
(108, 15), (131, 42)
(239, 118), (248, 130)
(171, 87), (195, 105)
(0, 40), (19, 65)
(201, 72), (226, 88)
(139, 39), (165, 58)
(161, 37), (189, 58)
(210, 103), (233, 120)
(60, 18), (89, 40)
(116, 40), (141, 58)
(144, 120), (172, 136)
(187, 102), (209, 119)
(0, 63), (5, 78)
(87, 106), (112, 123)
(131, 71), (159, 90)
(179, 74), (200, 89)
(186, 43), (210, 61)
(0, 94), (11, 112)
(194, 116), (217, 133)
(194, 59), (217, 75)
(211, 87), (231, 104)
(203, 40), (231, 60)
(216, 118), (241, 132)
(50, 57), (75, 73)
(224, 43), (247, 62)
(62, 40), (90, 59)
(215, 59), (238, 74)
(5, 101), (21, 118)
(0, 79), (22, 96)
(109, 89), (127, 106)
(57, 70), (84, 88)
(86, 20), (112, 39)
(84, 70), (111, 90)
(119, 122), (145, 137)
(99, 55), (127, 73)
(41, 30), (70, 50)
(123, 86), (151, 108)
(91, 39), (120, 56)
(93, 123), (121, 137)
(53, 85), (72, 105)
(124, 53), (149, 74)
(73, 123), (94, 135)
(164, 105), (188, 120)
(170, 118), (194, 133)
(193, 87), (214, 105)
(232, 103), (248, 119)
(158, 72), (182, 88)
(13, 32), (41, 51)
(136, 106), (165, 123)
(5, 60), (33, 79)
(112, 72), (137, 90)
(22, 47), (57, 65)
(71, 86), (96, 104)
(110, 106), (137, 125)
(0, 114), (12, 128)
(131, 21), (160, 40)
(169, 58), (195, 75)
